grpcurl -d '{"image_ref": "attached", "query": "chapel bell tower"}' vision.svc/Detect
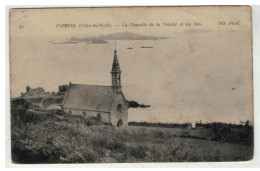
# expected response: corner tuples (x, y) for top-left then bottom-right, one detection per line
(111, 48), (122, 93)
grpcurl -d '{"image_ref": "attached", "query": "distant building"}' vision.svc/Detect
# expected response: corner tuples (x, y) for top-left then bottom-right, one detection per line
(61, 49), (128, 126)
(21, 86), (49, 97)
(58, 85), (69, 95)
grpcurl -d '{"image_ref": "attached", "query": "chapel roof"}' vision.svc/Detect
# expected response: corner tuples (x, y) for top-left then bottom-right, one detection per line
(62, 84), (115, 112)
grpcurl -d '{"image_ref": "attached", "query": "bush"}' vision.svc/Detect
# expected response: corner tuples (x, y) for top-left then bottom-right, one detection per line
(195, 121), (253, 146)
(128, 145), (148, 159)
(129, 121), (192, 129)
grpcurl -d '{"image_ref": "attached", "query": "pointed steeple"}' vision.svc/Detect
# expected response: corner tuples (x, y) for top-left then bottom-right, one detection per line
(111, 49), (121, 73)
(111, 47), (122, 93)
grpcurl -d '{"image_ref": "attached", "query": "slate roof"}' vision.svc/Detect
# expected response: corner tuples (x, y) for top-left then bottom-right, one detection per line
(62, 84), (115, 112)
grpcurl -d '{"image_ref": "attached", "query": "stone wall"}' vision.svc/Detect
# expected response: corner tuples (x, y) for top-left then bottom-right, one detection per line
(63, 108), (110, 123)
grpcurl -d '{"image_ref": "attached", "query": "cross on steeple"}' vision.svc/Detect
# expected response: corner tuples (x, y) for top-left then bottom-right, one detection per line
(114, 40), (117, 51)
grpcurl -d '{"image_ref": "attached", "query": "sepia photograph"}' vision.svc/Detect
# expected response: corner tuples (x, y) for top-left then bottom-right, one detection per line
(9, 6), (254, 164)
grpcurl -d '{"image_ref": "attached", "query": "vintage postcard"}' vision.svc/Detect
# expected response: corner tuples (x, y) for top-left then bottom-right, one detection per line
(9, 6), (253, 163)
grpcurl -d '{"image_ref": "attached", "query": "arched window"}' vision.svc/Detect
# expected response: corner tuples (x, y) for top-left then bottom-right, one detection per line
(117, 104), (122, 112)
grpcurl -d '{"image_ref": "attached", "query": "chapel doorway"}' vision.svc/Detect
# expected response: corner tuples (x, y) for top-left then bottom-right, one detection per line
(117, 119), (123, 127)
(97, 113), (101, 121)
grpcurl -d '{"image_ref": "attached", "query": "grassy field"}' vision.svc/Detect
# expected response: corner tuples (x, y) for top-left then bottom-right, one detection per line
(11, 97), (253, 163)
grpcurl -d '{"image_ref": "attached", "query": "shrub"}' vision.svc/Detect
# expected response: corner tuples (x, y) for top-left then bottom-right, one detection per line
(128, 145), (148, 160)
